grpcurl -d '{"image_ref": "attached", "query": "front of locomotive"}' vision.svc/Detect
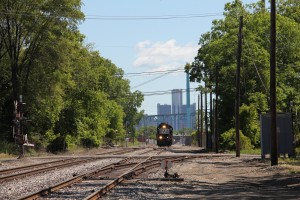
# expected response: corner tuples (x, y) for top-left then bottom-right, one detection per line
(156, 123), (173, 146)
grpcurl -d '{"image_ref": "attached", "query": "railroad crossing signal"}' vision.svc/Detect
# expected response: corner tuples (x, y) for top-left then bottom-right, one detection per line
(13, 95), (34, 159)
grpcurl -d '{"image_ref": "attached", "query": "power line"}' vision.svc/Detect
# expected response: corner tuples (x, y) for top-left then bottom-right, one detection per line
(244, 39), (268, 95)
(131, 67), (183, 89)
(0, 11), (222, 21)
(84, 13), (223, 20)
(96, 45), (198, 49)
(124, 69), (184, 77)
(142, 88), (198, 96)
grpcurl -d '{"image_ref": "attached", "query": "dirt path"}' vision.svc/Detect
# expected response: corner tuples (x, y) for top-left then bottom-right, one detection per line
(104, 146), (300, 199)
(168, 155), (300, 199)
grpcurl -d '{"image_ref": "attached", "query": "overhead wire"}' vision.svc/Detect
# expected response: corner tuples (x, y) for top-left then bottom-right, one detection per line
(142, 88), (198, 96)
(84, 13), (223, 20)
(0, 10), (223, 20)
(131, 67), (183, 89)
(244, 39), (269, 95)
(123, 69), (184, 77)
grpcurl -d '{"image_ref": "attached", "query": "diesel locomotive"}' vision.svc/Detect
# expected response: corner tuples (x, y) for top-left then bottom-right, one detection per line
(156, 122), (173, 147)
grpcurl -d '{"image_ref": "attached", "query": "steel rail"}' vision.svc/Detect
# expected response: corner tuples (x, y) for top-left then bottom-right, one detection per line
(95, 148), (139, 155)
(19, 148), (167, 200)
(17, 158), (134, 200)
(0, 157), (97, 183)
(84, 149), (174, 199)
(84, 156), (154, 200)
(0, 157), (77, 175)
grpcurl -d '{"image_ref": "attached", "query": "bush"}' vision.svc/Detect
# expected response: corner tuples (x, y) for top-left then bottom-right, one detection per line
(80, 136), (100, 148)
(239, 104), (261, 147)
(221, 128), (254, 151)
(0, 140), (17, 156)
(190, 131), (199, 146)
(28, 133), (44, 151)
(46, 136), (67, 153)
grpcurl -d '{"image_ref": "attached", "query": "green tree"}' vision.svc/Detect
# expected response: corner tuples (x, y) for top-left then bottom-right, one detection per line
(0, 0), (145, 153)
(221, 128), (253, 150)
(0, 0), (84, 100)
(136, 126), (157, 140)
(186, 0), (300, 149)
(0, 0), (84, 143)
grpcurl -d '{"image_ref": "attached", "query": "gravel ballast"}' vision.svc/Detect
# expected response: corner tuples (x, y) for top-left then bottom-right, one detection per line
(0, 158), (121, 200)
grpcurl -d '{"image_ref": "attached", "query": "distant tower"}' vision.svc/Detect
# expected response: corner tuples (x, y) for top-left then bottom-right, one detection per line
(172, 89), (182, 130)
(171, 89), (182, 114)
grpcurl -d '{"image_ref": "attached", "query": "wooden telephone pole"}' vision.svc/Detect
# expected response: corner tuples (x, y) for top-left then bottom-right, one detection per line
(197, 94), (201, 147)
(270, 0), (278, 166)
(235, 16), (243, 157)
(215, 65), (219, 153)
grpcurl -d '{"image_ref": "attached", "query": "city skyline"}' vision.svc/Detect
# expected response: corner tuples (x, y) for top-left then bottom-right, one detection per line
(138, 88), (196, 131)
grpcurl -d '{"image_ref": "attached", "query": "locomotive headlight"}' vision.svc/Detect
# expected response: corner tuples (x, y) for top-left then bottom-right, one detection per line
(159, 135), (163, 140)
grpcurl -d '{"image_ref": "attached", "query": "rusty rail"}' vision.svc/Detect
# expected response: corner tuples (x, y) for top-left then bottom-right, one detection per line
(0, 158), (77, 175)
(0, 157), (97, 183)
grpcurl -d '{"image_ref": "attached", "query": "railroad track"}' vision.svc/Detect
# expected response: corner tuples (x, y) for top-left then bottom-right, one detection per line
(0, 158), (77, 176)
(84, 156), (187, 200)
(0, 157), (99, 184)
(0, 147), (154, 185)
(95, 147), (140, 155)
(18, 148), (184, 199)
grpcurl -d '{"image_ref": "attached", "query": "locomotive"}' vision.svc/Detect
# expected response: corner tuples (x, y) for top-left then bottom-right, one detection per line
(156, 122), (173, 147)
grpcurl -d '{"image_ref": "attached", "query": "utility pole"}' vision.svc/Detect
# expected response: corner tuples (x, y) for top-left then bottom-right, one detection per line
(215, 65), (219, 153)
(201, 90), (203, 148)
(235, 16), (243, 157)
(186, 72), (191, 129)
(197, 94), (201, 147)
(210, 86), (213, 149)
(205, 83), (208, 149)
(270, 0), (278, 166)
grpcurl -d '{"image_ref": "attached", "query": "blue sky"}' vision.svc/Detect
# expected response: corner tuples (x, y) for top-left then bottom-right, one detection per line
(79, 0), (259, 115)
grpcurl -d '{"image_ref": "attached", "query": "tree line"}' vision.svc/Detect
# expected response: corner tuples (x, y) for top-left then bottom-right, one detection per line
(186, 0), (300, 151)
(0, 0), (144, 153)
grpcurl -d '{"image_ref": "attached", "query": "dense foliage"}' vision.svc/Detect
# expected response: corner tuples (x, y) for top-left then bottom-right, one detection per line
(186, 0), (300, 150)
(0, 0), (144, 153)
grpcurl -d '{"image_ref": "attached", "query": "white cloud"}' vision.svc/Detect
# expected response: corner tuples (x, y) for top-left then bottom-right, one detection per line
(133, 39), (198, 71)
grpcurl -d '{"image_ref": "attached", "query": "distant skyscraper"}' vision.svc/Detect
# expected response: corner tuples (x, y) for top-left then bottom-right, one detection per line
(171, 89), (182, 115)
(171, 89), (183, 130)
(157, 104), (171, 115)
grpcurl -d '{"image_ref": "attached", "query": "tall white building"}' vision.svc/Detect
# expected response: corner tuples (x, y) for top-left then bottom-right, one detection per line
(171, 89), (182, 115)
(171, 89), (183, 130)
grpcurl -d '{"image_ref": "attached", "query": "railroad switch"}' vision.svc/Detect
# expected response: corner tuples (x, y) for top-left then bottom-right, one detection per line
(164, 170), (180, 179)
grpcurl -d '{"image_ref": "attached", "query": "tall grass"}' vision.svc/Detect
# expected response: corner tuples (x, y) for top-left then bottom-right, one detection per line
(228, 148), (261, 155)
(0, 141), (16, 158)
(240, 148), (261, 155)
